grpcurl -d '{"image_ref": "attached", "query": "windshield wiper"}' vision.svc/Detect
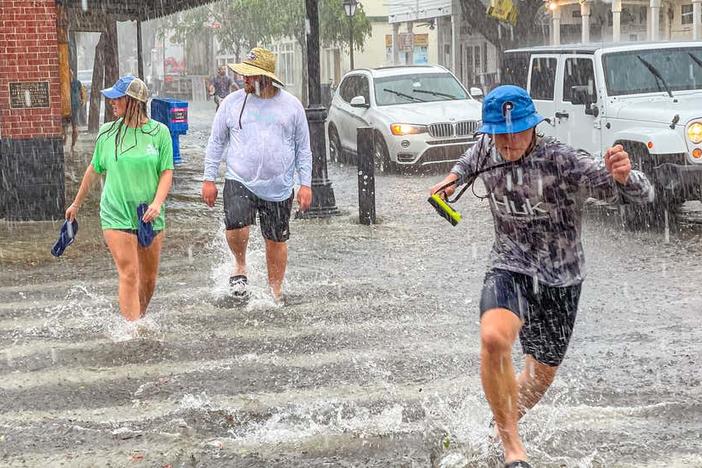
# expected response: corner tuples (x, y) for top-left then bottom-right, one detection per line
(637, 55), (673, 98)
(688, 52), (702, 71)
(413, 89), (457, 100)
(383, 88), (425, 102)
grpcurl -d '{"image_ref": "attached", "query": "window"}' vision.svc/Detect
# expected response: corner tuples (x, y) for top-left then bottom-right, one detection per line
(357, 76), (370, 102)
(529, 57), (557, 100)
(374, 72), (468, 106)
(474, 45), (481, 73)
(603, 48), (702, 96)
(562, 58), (596, 102)
(501, 52), (530, 89)
(339, 76), (358, 102)
(682, 4), (693, 25)
(271, 43), (295, 86)
(482, 43), (488, 73)
(338, 75), (370, 103)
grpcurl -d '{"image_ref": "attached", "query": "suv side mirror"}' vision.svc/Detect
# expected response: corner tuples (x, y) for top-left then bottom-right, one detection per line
(571, 86), (589, 105)
(470, 87), (484, 100)
(350, 95), (369, 108)
(571, 85), (599, 117)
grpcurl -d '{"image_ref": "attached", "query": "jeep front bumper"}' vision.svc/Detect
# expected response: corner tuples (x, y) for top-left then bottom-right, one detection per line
(651, 160), (702, 201)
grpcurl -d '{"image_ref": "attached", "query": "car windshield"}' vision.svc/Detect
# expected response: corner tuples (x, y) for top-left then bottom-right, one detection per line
(603, 47), (702, 96)
(373, 72), (469, 106)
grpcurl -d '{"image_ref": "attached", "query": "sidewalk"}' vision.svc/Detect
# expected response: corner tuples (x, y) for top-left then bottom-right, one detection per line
(0, 98), (458, 281)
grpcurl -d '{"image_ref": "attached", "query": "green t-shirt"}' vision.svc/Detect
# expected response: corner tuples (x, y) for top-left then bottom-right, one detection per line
(91, 119), (174, 230)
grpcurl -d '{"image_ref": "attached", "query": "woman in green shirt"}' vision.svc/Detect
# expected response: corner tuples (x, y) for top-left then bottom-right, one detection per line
(66, 75), (174, 322)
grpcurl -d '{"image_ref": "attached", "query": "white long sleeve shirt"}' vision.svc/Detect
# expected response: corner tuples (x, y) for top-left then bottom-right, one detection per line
(204, 89), (312, 202)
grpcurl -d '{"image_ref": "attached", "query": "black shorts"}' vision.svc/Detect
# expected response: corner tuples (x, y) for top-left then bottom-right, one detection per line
(114, 228), (162, 236)
(223, 179), (293, 242)
(479, 268), (581, 367)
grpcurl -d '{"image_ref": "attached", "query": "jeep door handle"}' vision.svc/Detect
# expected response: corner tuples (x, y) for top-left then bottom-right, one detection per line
(555, 111), (569, 119)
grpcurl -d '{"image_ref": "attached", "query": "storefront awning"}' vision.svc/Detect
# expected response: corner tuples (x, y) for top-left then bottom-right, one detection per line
(63, 0), (219, 21)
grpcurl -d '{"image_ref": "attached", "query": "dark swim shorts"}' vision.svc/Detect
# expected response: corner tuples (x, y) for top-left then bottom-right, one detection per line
(223, 179), (294, 242)
(479, 268), (582, 367)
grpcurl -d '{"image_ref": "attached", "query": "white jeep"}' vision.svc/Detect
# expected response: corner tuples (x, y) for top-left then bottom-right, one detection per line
(504, 42), (702, 212)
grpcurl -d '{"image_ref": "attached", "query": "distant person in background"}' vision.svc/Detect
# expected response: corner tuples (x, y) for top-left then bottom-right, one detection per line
(78, 81), (88, 126)
(65, 75), (174, 323)
(63, 70), (83, 153)
(232, 72), (245, 90)
(208, 65), (238, 111)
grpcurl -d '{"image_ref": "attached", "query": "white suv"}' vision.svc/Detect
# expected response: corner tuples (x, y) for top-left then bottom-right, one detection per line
(504, 42), (702, 210)
(326, 65), (482, 172)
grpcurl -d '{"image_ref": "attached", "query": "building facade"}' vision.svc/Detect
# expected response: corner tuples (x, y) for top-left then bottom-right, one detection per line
(211, 0), (441, 102)
(386, 0), (702, 92)
(0, 0), (65, 221)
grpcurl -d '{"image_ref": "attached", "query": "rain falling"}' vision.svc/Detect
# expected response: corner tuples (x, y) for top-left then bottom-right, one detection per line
(1, 0), (701, 467)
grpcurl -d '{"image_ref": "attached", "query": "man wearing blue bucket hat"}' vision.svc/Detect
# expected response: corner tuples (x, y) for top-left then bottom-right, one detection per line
(430, 85), (653, 467)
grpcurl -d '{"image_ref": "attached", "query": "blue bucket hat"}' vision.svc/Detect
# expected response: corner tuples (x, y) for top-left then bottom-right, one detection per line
(477, 85), (544, 135)
(101, 75), (149, 102)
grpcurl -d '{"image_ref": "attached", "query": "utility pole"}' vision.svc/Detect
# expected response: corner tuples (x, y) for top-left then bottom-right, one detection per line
(300, 0), (339, 218)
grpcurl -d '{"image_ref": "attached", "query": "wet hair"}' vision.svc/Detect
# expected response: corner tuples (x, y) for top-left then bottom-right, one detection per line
(96, 96), (160, 160)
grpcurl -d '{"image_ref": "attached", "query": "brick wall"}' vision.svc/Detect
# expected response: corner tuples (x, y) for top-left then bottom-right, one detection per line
(0, 0), (62, 139)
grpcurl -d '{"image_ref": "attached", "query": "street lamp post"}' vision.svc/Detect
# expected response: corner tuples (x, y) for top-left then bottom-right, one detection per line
(300, 0), (339, 219)
(343, 0), (358, 70)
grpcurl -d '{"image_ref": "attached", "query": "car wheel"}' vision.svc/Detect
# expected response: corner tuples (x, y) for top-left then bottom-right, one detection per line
(328, 125), (343, 163)
(373, 132), (394, 174)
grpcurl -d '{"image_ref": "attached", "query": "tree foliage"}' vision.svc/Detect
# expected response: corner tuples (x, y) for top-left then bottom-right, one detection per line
(159, 0), (372, 62)
(458, 0), (548, 51)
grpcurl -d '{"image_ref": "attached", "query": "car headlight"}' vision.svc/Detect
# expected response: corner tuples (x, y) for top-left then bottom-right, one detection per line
(688, 122), (702, 144)
(390, 123), (428, 136)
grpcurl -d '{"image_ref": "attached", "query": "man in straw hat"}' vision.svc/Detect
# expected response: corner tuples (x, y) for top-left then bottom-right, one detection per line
(429, 85), (653, 467)
(202, 47), (312, 303)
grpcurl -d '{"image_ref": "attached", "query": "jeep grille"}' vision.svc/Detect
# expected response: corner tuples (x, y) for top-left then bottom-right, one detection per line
(428, 121), (479, 138)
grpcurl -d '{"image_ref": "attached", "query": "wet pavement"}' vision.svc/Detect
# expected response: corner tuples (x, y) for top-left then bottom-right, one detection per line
(1, 102), (700, 467)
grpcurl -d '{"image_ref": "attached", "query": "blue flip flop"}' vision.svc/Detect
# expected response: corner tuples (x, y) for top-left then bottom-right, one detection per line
(51, 219), (79, 257)
(136, 203), (155, 248)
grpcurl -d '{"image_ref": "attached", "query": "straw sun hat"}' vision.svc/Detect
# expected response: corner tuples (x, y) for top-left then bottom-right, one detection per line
(229, 47), (284, 87)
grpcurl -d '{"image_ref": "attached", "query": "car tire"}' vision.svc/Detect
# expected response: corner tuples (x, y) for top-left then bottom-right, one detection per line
(373, 132), (394, 174)
(328, 125), (343, 164)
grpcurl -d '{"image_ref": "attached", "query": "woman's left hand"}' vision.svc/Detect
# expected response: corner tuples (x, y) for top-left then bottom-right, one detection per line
(142, 202), (162, 223)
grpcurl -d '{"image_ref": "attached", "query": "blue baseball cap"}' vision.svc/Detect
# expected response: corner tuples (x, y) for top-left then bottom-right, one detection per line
(477, 85), (544, 135)
(101, 75), (149, 102)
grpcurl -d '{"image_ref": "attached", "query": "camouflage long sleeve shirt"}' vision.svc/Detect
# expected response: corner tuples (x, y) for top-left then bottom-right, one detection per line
(451, 135), (654, 287)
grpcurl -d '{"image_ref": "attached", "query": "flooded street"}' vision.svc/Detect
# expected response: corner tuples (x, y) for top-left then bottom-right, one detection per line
(1, 105), (700, 467)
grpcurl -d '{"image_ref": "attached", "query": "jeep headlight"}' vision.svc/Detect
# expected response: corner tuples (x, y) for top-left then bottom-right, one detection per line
(390, 123), (428, 136)
(688, 122), (702, 144)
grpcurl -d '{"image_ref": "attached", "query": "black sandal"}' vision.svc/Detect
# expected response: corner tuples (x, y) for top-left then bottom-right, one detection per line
(504, 461), (532, 468)
(229, 275), (248, 297)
